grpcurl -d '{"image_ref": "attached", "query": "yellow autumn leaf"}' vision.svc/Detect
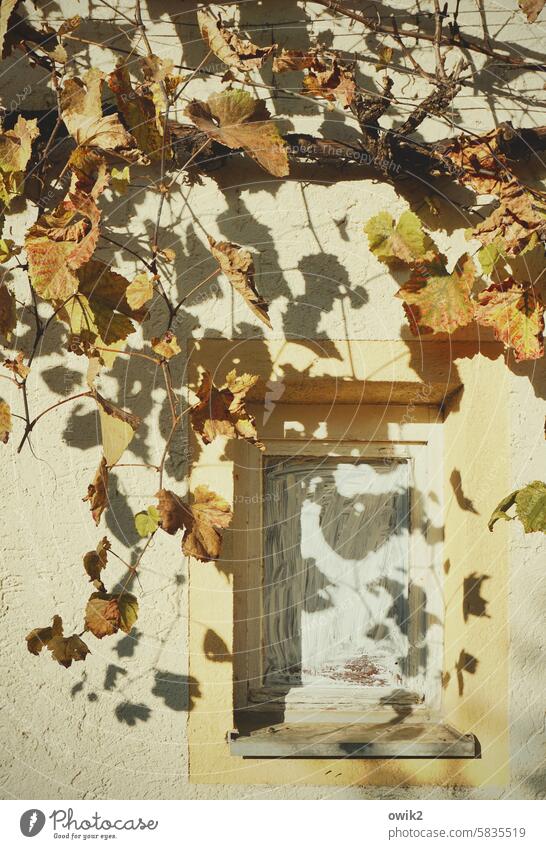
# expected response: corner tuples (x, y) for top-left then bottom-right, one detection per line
(0, 399), (12, 443)
(94, 392), (140, 467)
(185, 90), (288, 177)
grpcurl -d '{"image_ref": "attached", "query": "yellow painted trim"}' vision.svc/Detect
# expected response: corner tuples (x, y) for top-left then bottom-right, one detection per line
(187, 340), (510, 787)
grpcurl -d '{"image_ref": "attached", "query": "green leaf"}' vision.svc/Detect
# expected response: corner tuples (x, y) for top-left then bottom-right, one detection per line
(364, 210), (433, 266)
(515, 481), (546, 533)
(135, 506), (160, 537)
(477, 240), (505, 276)
(118, 593), (139, 634)
(489, 482), (546, 534)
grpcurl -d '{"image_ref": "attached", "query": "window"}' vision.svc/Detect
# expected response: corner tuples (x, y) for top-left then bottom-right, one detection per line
(234, 405), (445, 716)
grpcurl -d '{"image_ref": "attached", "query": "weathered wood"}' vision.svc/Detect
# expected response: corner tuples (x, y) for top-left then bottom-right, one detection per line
(229, 719), (477, 759)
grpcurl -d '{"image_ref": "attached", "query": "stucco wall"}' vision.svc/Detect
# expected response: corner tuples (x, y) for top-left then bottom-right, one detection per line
(0, 0), (545, 800)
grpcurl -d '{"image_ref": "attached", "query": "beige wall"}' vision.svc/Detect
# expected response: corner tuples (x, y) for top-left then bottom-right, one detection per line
(0, 0), (545, 799)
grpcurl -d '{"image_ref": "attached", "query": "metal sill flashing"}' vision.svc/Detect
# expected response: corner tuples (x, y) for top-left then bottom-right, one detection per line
(229, 717), (478, 759)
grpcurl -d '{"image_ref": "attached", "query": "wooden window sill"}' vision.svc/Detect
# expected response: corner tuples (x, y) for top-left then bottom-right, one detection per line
(229, 716), (477, 759)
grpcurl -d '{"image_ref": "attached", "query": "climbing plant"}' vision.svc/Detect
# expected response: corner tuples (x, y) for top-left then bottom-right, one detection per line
(0, 0), (544, 671)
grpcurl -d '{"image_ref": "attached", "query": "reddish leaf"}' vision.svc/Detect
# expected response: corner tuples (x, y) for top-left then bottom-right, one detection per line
(475, 277), (544, 361)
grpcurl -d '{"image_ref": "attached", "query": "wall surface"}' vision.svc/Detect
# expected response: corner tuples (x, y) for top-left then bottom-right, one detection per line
(0, 0), (545, 800)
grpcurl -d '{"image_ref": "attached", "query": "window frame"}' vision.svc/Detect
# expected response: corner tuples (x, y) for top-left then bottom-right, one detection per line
(233, 403), (444, 715)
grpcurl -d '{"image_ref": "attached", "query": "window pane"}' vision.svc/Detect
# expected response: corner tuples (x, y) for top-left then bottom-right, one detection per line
(263, 456), (411, 688)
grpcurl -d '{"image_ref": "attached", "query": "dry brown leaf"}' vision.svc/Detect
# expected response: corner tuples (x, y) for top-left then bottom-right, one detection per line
(519, 0), (545, 23)
(156, 488), (190, 535)
(190, 369), (263, 449)
(185, 90), (288, 177)
(3, 350), (29, 379)
(475, 277), (544, 361)
(67, 147), (109, 198)
(440, 130), (506, 195)
(182, 485), (232, 562)
(83, 455), (109, 525)
(208, 236), (271, 328)
(302, 59), (356, 108)
(26, 615), (90, 668)
(83, 536), (111, 583)
(0, 284), (16, 340)
(155, 486), (232, 562)
(151, 331), (181, 360)
(108, 59), (167, 161)
(0, 399), (11, 443)
(48, 634), (91, 668)
(26, 614), (63, 656)
(197, 9), (276, 72)
(470, 181), (546, 256)
(85, 592), (138, 638)
(272, 48), (325, 73)
(61, 68), (143, 159)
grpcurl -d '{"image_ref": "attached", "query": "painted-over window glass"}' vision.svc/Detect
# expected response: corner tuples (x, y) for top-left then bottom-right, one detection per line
(262, 456), (411, 691)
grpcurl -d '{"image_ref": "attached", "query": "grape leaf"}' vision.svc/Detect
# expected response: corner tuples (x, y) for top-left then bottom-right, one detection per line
(181, 485), (233, 562)
(135, 506), (160, 537)
(208, 236), (271, 328)
(470, 181), (546, 256)
(0, 116), (39, 207)
(364, 210), (434, 266)
(397, 253), (477, 335)
(126, 272), (153, 310)
(0, 0), (19, 57)
(57, 259), (142, 348)
(26, 190), (101, 301)
(185, 90), (289, 177)
(85, 592), (139, 638)
(190, 369), (263, 448)
(475, 277), (544, 361)
(197, 9), (276, 72)
(26, 615), (90, 668)
(0, 283), (16, 339)
(3, 350), (29, 379)
(477, 239), (506, 276)
(26, 614), (63, 655)
(83, 456), (109, 525)
(519, 1), (545, 23)
(155, 485), (233, 562)
(489, 481), (546, 533)
(0, 399), (11, 443)
(61, 68), (143, 159)
(440, 130), (506, 195)
(67, 147), (109, 198)
(94, 392), (141, 467)
(108, 59), (166, 161)
(302, 59), (356, 108)
(516, 481), (546, 532)
(273, 48), (325, 72)
(151, 331), (181, 360)
(156, 489), (189, 535)
(83, 536), (111, 582)
(48, 634), (91, 668)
